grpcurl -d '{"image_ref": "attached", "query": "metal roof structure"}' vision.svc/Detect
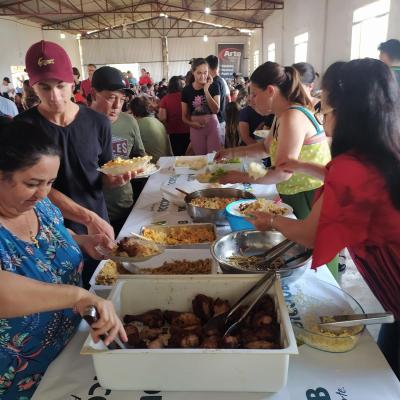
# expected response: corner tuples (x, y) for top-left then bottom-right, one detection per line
(0, 0), (284, 39)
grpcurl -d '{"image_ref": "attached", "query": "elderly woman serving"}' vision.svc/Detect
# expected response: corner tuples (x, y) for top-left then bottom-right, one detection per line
(0, 121), (127, 399)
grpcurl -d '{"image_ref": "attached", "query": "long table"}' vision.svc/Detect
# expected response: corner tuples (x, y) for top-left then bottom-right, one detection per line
(32, 157), (400, 400)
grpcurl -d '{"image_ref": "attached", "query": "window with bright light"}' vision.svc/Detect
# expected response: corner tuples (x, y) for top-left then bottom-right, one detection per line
(294, 32), (308, 63)
(10, 66), (28, 93)
(351, 0), (390, 59)
(267, 43), (276, 62)
(253, 50), (260, 70)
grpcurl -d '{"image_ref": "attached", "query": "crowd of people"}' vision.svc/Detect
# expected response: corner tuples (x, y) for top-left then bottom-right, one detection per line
(0, 37), (399, 399)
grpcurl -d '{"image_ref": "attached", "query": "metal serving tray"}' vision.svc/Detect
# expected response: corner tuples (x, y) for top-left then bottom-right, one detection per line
(139, 223), (217, 249)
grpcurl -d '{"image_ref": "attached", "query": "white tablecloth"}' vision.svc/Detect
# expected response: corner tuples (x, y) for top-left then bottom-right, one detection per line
(33, 157), (400, 400)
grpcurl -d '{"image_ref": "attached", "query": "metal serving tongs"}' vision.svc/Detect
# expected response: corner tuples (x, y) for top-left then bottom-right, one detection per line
(203, 269), (277, 338)
(82, 305), (127, 350)
(319, 312), (394, 330)
(252, 239), (297, 270)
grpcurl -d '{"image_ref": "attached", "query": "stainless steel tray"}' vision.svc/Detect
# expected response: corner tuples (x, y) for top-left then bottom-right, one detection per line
(140, 223), (217, 249)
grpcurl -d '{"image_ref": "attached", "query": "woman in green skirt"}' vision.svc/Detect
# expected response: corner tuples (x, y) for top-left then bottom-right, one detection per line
(215, 61), (337, 277)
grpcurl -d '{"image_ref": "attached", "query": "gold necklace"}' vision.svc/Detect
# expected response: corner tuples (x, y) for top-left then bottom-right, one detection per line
(25, 213), (39, 248)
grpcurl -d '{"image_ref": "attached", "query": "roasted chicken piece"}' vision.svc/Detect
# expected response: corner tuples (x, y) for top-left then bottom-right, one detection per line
(251, 311), (273, 329)
(170, 324), (202, 337)
(254, 295), (275, 315)
(140, 327), (163, 341)
(220, 335), (240, 349)
(200, 335), (220, 349)
(124, 309), (164, 328)
(213, 298), (230, 316)
(147, 335), (169, 349)
(244, 340), (277, 349)
(192, 294), (214, 321)
(124, 324), (143, 347)
(169, 332), (200, 348)
(240, 325), (277, 344)
(168, 312), (201, 328)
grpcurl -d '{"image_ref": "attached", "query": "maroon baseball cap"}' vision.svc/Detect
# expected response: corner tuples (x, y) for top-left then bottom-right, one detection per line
(25, 40), (74, 86)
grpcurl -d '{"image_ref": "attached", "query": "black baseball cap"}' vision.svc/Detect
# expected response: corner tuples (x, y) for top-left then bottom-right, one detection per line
(91, 66), (134, 94)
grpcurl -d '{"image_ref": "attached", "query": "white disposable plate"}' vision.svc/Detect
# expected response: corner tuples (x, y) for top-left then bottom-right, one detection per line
(134, 164), (160, 179)
(108, 250), (164, 263)
(254, 129), (271, 139)
(173, 155), (208, 174)
(227, 198), (293, 217)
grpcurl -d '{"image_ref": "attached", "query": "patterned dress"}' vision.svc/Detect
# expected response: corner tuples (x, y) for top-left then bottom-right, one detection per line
(0, 198), (83, 399)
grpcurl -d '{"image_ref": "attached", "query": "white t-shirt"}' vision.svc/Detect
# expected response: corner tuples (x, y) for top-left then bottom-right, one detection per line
(0, 83), (15, 96)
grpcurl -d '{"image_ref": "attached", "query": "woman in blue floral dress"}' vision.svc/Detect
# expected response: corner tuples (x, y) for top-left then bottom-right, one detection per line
(0, 121), (128, 399)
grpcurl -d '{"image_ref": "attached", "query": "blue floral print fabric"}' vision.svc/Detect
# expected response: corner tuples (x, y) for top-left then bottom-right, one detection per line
(0, 198), (83, 399)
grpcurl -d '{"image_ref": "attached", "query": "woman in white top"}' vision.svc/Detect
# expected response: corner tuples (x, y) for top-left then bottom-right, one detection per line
(1, 77), (15, 98)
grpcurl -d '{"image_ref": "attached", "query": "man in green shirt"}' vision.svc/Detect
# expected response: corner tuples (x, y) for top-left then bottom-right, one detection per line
(378, 39), (400, 85)
(130, 96), (173, 162)
(91, 66), (146, 234)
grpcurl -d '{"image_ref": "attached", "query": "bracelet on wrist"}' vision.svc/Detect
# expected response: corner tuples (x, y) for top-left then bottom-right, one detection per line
(270, 214), (276, 230)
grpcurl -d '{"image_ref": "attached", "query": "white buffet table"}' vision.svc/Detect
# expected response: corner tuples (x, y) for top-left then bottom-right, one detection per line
(32, 157), (400, 400)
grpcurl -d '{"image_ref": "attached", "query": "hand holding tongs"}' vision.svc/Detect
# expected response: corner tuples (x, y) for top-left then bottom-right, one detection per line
(82, 305), (127, 350)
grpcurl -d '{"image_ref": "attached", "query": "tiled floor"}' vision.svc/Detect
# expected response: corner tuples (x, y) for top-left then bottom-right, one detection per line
(338, 250), (384, 341)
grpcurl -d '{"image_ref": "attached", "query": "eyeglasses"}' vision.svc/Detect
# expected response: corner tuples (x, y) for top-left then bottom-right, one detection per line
(314, 107), (335, 125)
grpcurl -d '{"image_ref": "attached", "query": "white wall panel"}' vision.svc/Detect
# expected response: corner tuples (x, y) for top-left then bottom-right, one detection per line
(262, 0), (400, 75)
(0, 17), (80, 81)
(81, 38), (162, 65)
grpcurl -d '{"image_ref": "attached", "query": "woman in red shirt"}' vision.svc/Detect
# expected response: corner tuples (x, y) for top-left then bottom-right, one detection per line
(249, 59), (400, 379)
(158, 76), (190, 155)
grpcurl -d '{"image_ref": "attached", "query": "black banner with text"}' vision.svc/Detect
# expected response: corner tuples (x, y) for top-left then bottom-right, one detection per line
(218, 43), (244, 80)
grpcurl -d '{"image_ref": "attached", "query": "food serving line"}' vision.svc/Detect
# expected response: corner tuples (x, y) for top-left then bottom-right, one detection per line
(33, 157), (400, 400)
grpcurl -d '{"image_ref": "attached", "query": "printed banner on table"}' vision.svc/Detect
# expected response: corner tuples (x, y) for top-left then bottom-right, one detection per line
(218, 43), (244, 80)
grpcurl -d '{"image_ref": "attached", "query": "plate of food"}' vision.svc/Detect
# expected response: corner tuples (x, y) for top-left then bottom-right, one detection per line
(98, 155), (153, 176)
(134, 163), (160, 179)
(228, 198), (293, 217)
(195, 167), (228, 183)
(174, 156), (208, 174)
(254, 129), (271, 139)
(100, 236), (164, 262)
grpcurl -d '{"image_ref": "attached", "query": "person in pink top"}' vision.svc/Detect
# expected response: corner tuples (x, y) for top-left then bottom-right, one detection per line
(158, 76), (190, 155)
(80, 63), (96, 98)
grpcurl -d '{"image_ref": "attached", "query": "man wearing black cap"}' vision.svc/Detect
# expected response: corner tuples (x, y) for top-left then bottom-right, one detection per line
(91, 66), (146, 234)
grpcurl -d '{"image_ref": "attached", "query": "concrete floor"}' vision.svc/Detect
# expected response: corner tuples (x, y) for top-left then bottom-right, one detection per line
(338, 250), (384, 341)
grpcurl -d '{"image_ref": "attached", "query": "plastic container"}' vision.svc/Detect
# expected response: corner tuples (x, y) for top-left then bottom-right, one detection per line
(81, 275), (298, 392)
(225, 200), (256, 231)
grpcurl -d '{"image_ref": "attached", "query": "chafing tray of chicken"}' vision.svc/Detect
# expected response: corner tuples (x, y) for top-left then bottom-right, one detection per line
(81, 275), (298, 392)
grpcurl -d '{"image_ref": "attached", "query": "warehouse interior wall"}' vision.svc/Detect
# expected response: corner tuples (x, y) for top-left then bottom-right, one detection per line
(0, 17), (81, 83)
(263, 0), (400, 75)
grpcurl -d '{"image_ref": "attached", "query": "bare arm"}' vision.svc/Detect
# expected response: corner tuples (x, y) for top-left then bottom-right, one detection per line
(158, 107), (167, 123)
(0, 270), (84, 318)
(278, 159), (327, 180)
(250, 195), (322, 248)
(214, 141), (268, 162)
(181, 102), (203, 129)
(239, 121), (257, 145)
(0, 270), (127, 345)
(245, 110), (308, 184)
(48, 188), (115, 239)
